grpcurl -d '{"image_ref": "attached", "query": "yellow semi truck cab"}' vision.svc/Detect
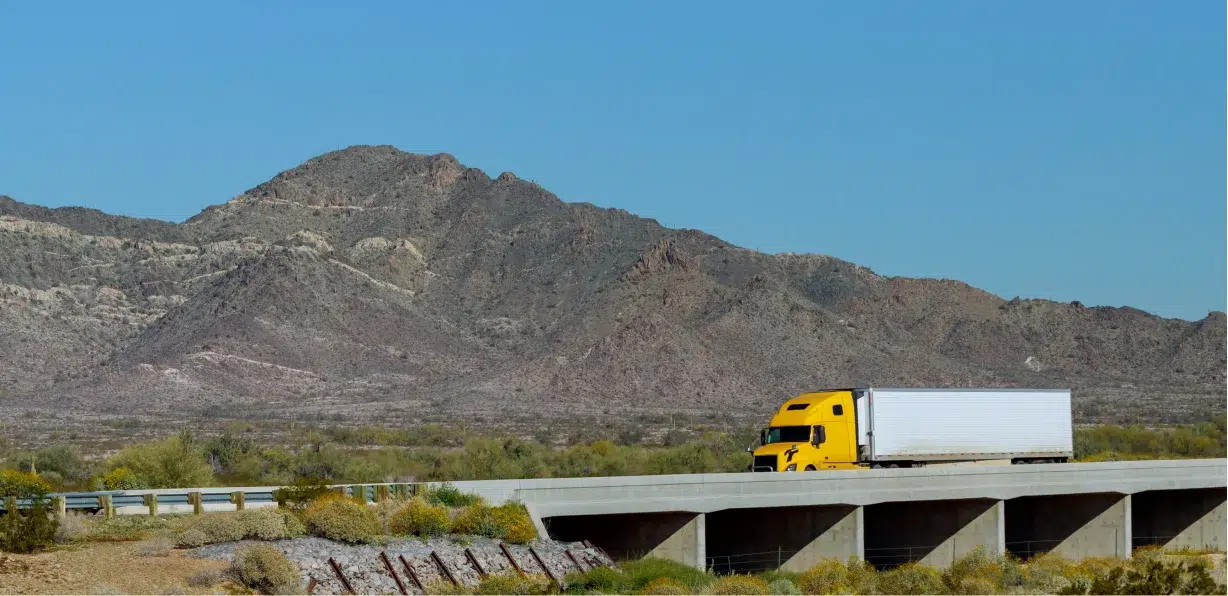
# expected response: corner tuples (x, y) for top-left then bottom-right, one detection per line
(749, 390), (860, 471)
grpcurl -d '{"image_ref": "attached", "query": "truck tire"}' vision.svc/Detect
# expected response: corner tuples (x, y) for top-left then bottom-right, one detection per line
(805, 465), (817, 471)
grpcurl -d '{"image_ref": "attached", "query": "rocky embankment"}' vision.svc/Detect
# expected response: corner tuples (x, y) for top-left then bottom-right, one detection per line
(191, 535), (615, 595)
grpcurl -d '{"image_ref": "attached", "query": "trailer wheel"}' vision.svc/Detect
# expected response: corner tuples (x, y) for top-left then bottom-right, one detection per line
(886, 463), (899, 469)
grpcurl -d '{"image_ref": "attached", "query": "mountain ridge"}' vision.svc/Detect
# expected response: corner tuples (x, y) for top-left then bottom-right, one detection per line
(1, 145), (1223, 425)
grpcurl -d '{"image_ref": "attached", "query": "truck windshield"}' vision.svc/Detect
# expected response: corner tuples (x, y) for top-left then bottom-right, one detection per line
(763, 426), (811, 444)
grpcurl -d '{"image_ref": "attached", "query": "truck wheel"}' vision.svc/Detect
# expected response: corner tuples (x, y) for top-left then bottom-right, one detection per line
(805, 465), (817, 471)
(887, 463), (899, 469)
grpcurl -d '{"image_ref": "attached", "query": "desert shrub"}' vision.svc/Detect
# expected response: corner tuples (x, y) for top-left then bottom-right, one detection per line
(92, 467), (147, 491)
(174, 509), (307, 547)
(0, 470), (57, 553)
(941, 546), (1004, 594)
(137, 536), (174, 557)
(105, 430), (214, 489)
(182, 513), (245, 544)
(563, 566), (624, 594)
(475, 573), (555, 595)
(176, 528), (209, 549)
(84, 515), (173, 542)
(619, 558), (711, 593)
(638, 577), (692, 594)
(234, 508), (295, 540)
(389, 497), (450, 537)
(796, 557), (876, 594)
(54, 511), (89, 543)
(492, 502), (537, 544)
(304, 495), (378, 543)
(767, 578), (801, 595)
(424, 579), (474, 595)
(426, 483), (484, 507)
(451, 503), (503, 537)
(280, 510), (307, 537)
(1058, 558), (1224, 595)
(187, 569), (228, 588)
(706, 574), (770, 595)
(232, 543), (302, 595)
(876, 563), (946, 595)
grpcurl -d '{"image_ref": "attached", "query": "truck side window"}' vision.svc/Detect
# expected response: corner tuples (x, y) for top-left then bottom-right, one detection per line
(832, 404), (843, 416)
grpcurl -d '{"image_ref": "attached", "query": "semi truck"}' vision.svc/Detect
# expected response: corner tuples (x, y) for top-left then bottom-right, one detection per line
(747, 387), (1073, 472)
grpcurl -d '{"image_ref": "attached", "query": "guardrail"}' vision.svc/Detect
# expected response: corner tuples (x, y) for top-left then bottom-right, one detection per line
(0, 482), (442, 516)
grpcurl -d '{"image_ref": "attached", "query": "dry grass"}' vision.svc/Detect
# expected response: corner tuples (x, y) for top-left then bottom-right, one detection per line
(0, 541), (232, 595)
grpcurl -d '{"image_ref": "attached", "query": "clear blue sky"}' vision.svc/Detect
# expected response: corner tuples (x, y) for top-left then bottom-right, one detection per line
(1, 1), (1223, 321)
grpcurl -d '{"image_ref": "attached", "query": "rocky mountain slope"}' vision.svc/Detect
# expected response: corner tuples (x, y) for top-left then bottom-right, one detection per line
(1, 145), (1223, 425)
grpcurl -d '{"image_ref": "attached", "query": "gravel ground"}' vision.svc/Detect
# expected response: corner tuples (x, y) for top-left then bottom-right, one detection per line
(191, 536), (615, 595)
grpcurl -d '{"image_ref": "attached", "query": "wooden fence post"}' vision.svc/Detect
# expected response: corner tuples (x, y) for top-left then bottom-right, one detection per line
(98, 494), (114, 519)
(230, 491), (245, 511)
(54, 495), (66, 519)
(143, 493), (158, 516)
(189, 491), (204, 515)
(375, 485), (390, 503)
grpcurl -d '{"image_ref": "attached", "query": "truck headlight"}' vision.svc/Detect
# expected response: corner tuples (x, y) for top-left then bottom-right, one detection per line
(785, 464), (797, 471)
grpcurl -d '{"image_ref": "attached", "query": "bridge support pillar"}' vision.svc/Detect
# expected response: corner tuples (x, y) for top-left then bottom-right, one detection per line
(1007, 492), (1131, 559)
(1132, 488), (1226, 552)
(706, 505), (863, 573)
(542, 512), (706, 569)
(865, 498), (1003, 569)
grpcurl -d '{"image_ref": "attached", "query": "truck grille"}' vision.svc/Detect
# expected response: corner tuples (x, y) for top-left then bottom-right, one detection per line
(752, 455), (777, 472)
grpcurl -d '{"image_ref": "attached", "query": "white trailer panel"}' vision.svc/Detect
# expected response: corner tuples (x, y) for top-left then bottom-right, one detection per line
(866, 388), (1072, 461)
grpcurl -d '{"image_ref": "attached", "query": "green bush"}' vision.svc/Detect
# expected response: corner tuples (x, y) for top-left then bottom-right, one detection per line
(639, 577), (692, 594)
(426, 483), (483, 507)
(92, 467), (147, 491)
(451, 504), (504, 538)
(232, 543), (302, 595)
(0, 470), (58, 553)
(796, 557), (876, 594)
(304, 496), (378, 543)
(492, 502), (537, 544)
(104, 430), (214, 489)
(175, 528), (209, 549)
(389, 497), (450, 537)
(173, 508), (301, 547)
(619, 558), (711, 593)
(941, 546), (1004, 594)
(1058, 558), (1224, 595)
(235, 508), (297, 540)
(767, 578), (801, 595)
(475, 573), (555, 595)
(876, 563), (946, 595)
(563, 566), (623, 594)
(706, 575), (770, 595)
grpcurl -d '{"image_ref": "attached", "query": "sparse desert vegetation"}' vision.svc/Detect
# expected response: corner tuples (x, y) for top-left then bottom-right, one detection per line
(0, 416), (1222, 493)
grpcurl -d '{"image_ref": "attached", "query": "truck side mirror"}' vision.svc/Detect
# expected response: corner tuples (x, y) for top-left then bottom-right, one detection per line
(760, 429), (767, 446)
(813, 426), (826, 445)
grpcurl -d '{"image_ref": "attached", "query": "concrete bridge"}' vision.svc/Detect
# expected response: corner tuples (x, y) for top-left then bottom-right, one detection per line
(444, 458), (1227, 571)
(33, 458), (1226, 573)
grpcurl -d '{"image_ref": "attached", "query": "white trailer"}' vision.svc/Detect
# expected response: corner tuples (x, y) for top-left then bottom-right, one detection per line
(853, 388), (1073, 466)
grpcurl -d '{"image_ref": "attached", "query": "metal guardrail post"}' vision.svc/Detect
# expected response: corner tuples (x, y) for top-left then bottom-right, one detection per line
(230, 491), (245, 511)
